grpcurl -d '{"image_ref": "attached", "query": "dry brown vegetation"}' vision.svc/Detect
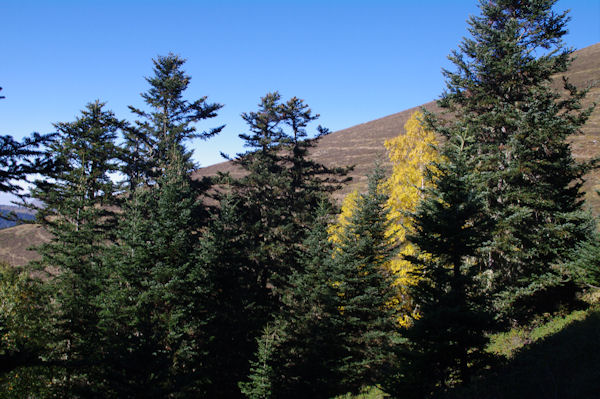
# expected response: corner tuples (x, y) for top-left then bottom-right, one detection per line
(1, 43), (598, 267)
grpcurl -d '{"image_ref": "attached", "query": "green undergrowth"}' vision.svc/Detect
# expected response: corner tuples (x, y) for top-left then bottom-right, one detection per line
(342, 296), (600, 399)
(487, 308), (590, 358)
(336, 386), (388, 399)
(443, 302), (600, 399)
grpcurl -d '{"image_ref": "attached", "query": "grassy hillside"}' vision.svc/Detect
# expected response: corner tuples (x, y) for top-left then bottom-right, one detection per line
(0, 223), (50, 266)
(195, 43), (600, 208)
(444, 305), (600, 399)
(1, 43), (598, 267)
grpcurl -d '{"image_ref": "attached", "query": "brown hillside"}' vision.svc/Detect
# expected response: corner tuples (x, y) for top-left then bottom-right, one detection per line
(0, 223), (51, 266)
(1, 43), (599, 267)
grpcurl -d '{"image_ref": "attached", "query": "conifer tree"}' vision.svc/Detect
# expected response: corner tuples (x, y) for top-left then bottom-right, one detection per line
(29, 100), (123, 396)
(212, 93), (349, 398)
(397, 135), (494, 398)
(99, 151), (210, 397)
(429, 0), (596, 320)
(242, 168), (402, 398)
(198, 195), (273, 398)
(226, 92), (349, 292)
(329, 165), (402, 394)
(330, 111), (439, 326)
(97, 54), (222, 397)
(241, 203), (346, 399)
(125, 53), (223, 186)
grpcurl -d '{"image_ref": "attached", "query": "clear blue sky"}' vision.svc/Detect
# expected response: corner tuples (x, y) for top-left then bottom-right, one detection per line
(1, 0), (598, 203)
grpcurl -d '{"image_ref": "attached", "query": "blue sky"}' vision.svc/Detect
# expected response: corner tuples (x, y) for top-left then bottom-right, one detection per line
(1, 0), (599, 203)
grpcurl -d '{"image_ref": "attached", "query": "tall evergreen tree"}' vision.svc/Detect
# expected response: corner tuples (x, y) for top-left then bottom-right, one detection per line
(396, 135), (494, 398)
(240, 203), (346, 399)
(99, 151), (210, 397)
(329, 165), (402, 394)
(428, 0), (596, 320)
(225, 92), (350, 294)
(97, 54), (222, 397)
(125, 53), (223, 187)
(209, 92), (349, 398)
(198, 195), (273, 398)
(28, 100), (123, 396)
(242, 167), (402, 399)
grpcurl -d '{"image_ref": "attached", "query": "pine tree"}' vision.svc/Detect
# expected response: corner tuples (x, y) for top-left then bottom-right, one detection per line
(125, 53), (223, 186)
(97, 54), (222, 397)
(429, 0), (596, 320)
(211, 93), (349, 398)
(396, 135), (494, 398)
(28, 100), (123, 396)
(241, 203), (347, 399)
(329, 165), (402, 394)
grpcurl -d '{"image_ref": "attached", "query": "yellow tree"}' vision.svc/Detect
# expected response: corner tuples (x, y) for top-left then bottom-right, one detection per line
(329, 111), (438, 326)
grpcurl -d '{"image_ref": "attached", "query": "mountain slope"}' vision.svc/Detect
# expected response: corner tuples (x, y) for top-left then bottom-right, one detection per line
(1, 43), (599, 267)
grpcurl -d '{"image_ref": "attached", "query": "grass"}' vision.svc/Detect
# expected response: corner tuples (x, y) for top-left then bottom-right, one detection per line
(336, 386), (388, 399)
(444, 301), (600, 399)
(342, 293), (600, 399)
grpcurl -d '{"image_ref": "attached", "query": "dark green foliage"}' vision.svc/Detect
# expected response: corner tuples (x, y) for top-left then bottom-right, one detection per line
(241, 203), (346, 399)
(396, 136), (494, 398)
(27, 100), (123, 396)
(210, 93), (349, 398)
(428, 0), (596, 321)
(329, 166), (401, 393)
(242, 168), (401, 399)
(239, 323), (279, 399)
(0, 263), (54, 398)
(125, 53), (223, 186)
(226, 92), (350, 291)
(96, 54), (221, 397)
(566, 227), (600, 289)
(99, 152), (210, 397)
(198, 195), (273, 398)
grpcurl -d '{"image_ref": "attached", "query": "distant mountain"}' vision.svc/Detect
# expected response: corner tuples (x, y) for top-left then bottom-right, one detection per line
(0, 205), (36, 229)
(1, 43), (599, 267)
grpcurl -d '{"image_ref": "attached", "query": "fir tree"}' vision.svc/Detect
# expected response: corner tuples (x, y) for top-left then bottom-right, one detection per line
(125, 53), (223, 186)
(29, 100), (123, 396)
(429, 0), (596, 320)
(99, 151), (210, 397)
(211, 93), (349, 398)
(329, 165), (402, 394)
(225, 92), (350, 295)
(97, 54), (222, 397)
(241, 203), (347, 399)
(198, 195), (273, 398)
(397, 135), (494, 398)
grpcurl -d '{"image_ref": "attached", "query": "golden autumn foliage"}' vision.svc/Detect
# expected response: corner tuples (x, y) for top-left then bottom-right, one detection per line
(329, 111), (438, 326)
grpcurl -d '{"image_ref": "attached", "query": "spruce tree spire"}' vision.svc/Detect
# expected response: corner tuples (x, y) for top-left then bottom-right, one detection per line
(430, 0), (596, 320)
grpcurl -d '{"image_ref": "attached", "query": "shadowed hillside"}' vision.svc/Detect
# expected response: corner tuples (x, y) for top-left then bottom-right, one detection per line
(442, 308), (600, 399)
(1, 43), (599, 267)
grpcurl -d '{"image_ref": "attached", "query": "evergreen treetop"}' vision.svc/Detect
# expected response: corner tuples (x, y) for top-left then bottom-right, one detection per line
(428, 0), (596, 320)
